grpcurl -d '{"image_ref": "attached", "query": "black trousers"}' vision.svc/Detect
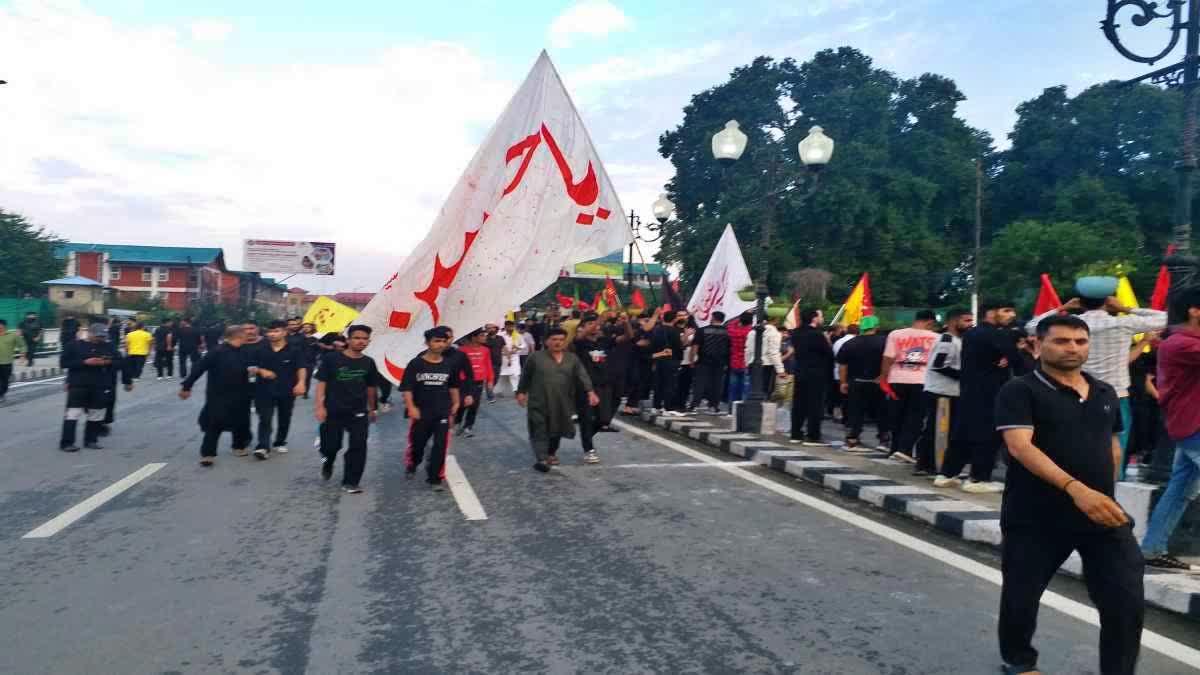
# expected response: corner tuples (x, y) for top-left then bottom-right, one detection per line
(199, 415), (252, 458)
(154, 350), (174, 377)
(127, 355), (146, 378)
(790, 373), (827, 441)
(455, 383), (483, 428)
(254, 394), (295, 449)
(321, 411), (369, 487)
(1000, 525), (1143, 674)
(916, 393), (956, 473)
(845, 380), (889, 441)
(377, 379), (392, 405)
(886, 383), (925, 456)
(576, 393), (598, 452)
(590, 384), (614, 428)
(631, 360), (653, 406)
(690, 362), (726, 410)
(609, 359), (629, 410)
(0, 363), (11, 398)
(653, 360), (680, 410)
(406, 416), (450, 482)
(827, 377), (845, 415)
(178, 350), (200, 378)
(24, 337), (36, 365)
(674, 365), (693, 410)
(942, 434), (1002, 482)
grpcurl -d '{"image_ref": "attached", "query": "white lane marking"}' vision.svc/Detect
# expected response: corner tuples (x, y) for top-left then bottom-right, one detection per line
(444, 455), (487, 521)
(21, 463), (167, 539)
(607, 461), (759, 469)
(8, 376), (67, 390)
(613, 421), (1200, 670)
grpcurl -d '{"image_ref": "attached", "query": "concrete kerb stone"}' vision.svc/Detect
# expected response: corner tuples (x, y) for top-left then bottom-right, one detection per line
(633, 412), (1200, 617)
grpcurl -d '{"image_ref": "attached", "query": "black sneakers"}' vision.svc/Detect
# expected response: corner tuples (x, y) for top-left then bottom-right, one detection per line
(321, 459), (333, 481)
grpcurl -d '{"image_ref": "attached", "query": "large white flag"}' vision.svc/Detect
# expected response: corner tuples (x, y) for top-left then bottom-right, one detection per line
(686, 224), (755, 323)
(359, 52), (630, 382)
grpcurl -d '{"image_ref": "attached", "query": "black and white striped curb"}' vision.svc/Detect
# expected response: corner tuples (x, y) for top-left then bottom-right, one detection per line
(637, 410), (1200, 618)
(14, 366), (62, 382)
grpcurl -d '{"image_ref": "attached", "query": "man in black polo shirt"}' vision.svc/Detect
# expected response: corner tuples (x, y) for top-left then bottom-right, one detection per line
(994, 315), (1142, 675)
(153, 318), (176, 379)
(249, 320), (307, 459)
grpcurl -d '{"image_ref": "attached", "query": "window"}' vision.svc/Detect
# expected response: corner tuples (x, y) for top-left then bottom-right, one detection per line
(188, 268), (200, 285)
(157, 268), (169, 282)
(141, 267), (152, 281)
(63, 290), (75, 299)
(110, 267), (121, 281)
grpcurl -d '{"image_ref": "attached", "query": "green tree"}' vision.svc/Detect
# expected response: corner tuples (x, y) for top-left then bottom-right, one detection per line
(658, 48), (992, 307)
(0, 208), (64, 296)
(982, 220), (1111, 306)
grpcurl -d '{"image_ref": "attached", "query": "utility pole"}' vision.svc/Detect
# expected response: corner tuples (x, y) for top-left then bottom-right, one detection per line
(972, 158), (983, 321)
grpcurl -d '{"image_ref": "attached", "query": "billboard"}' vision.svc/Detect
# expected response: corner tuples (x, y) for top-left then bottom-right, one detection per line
(243, 240), (336, 275)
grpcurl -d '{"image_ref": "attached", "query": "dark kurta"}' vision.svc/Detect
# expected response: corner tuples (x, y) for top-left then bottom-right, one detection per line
(181, 344), (253, 431)
(953, 322), (1023, 443)
(517, 350), (593, 443)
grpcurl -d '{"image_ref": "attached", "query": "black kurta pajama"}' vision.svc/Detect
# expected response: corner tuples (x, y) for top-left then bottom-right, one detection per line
(181, 344), (254, 458)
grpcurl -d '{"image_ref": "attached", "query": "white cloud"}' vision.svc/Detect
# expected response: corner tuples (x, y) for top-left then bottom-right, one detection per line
(190, 19), (233, 43)
(548, 0), (632, 49)
(568, 42), (724, 87)
(0, 2), (516, 293)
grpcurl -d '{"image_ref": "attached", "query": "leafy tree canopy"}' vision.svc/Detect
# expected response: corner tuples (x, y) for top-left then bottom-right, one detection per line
(0, 208), (64, 297)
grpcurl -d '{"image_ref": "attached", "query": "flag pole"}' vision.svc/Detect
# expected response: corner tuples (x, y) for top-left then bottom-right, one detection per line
(828, 303), (846, 327)
(632, 237), (658, 305)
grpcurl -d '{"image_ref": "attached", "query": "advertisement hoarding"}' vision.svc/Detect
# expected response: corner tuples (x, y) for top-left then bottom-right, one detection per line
(243, 240), (336, 276)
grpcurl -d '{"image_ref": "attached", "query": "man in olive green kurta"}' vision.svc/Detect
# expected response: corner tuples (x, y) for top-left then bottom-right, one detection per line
(517, 329), (599, 471)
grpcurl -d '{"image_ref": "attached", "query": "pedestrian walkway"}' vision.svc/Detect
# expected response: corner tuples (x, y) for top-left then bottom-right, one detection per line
(634, 408), (1200, 618)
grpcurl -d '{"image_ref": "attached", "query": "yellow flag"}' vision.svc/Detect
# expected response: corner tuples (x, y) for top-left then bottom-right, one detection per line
(303, 296), (359, 335)
(1116, 275), (1149, 350)
(1116, 275), (1139, 309)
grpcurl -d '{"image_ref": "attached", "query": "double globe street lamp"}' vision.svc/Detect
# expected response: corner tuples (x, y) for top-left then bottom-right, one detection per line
(709, 120), (835, 433)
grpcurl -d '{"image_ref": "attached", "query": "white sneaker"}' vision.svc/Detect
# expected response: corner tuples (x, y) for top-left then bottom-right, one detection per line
(313, 436), (321, 449)
(932, 475), (962, 488)
(961, 480), (1004, 494)
(157, 377), (163, 381)
(274, 446), (289, 454)
(583, 451), (600, 464)
(802, 440), (829, 447)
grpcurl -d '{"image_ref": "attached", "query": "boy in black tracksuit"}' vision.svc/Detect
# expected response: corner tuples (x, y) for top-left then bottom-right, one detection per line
(249, 319), (308, 459)
(180, 326), (254, 465)
(315, 325), (380, 494)
(401, 327), (461, 490)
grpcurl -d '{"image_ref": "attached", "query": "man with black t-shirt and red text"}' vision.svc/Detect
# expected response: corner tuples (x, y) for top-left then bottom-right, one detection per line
(315, 325), (380, 494)
(402, 327), (461, 490)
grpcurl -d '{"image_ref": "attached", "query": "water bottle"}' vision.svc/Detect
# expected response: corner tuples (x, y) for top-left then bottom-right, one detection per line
(247, 366), (258, 384)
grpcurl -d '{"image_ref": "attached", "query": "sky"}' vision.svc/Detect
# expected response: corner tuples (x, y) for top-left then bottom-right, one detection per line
(0, 0), (1163, 294)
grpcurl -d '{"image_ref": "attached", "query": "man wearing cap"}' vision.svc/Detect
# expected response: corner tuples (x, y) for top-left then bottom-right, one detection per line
(1028, 280), (1166, 474)
(59, 323), (133, 451)
(837, 315), (889, 451)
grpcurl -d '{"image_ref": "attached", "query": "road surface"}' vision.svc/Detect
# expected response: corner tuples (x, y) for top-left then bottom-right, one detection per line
(0, 376), (1197, 674)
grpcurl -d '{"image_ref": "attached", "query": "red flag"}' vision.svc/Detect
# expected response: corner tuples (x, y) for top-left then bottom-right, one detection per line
(1033, 273), (1062, 316)
(603, 275), (622, 310)
(631, 288), (646, 310)
(1151, 245), (1176, 311)
(555, 291), (574, 309)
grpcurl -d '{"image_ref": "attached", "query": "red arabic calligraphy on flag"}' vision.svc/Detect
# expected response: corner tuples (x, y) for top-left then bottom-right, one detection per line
(356, 52), (630, 383)
(687, 224), (754, 322)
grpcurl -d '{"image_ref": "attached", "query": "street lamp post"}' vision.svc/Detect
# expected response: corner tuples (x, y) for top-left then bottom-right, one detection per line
(711, 121), (835, 433)
(1102, 0), (1200, 481)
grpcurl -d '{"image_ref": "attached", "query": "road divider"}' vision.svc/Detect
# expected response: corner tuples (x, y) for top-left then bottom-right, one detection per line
(614, 420), (1200, 671)
(22, 463), (167, 539)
